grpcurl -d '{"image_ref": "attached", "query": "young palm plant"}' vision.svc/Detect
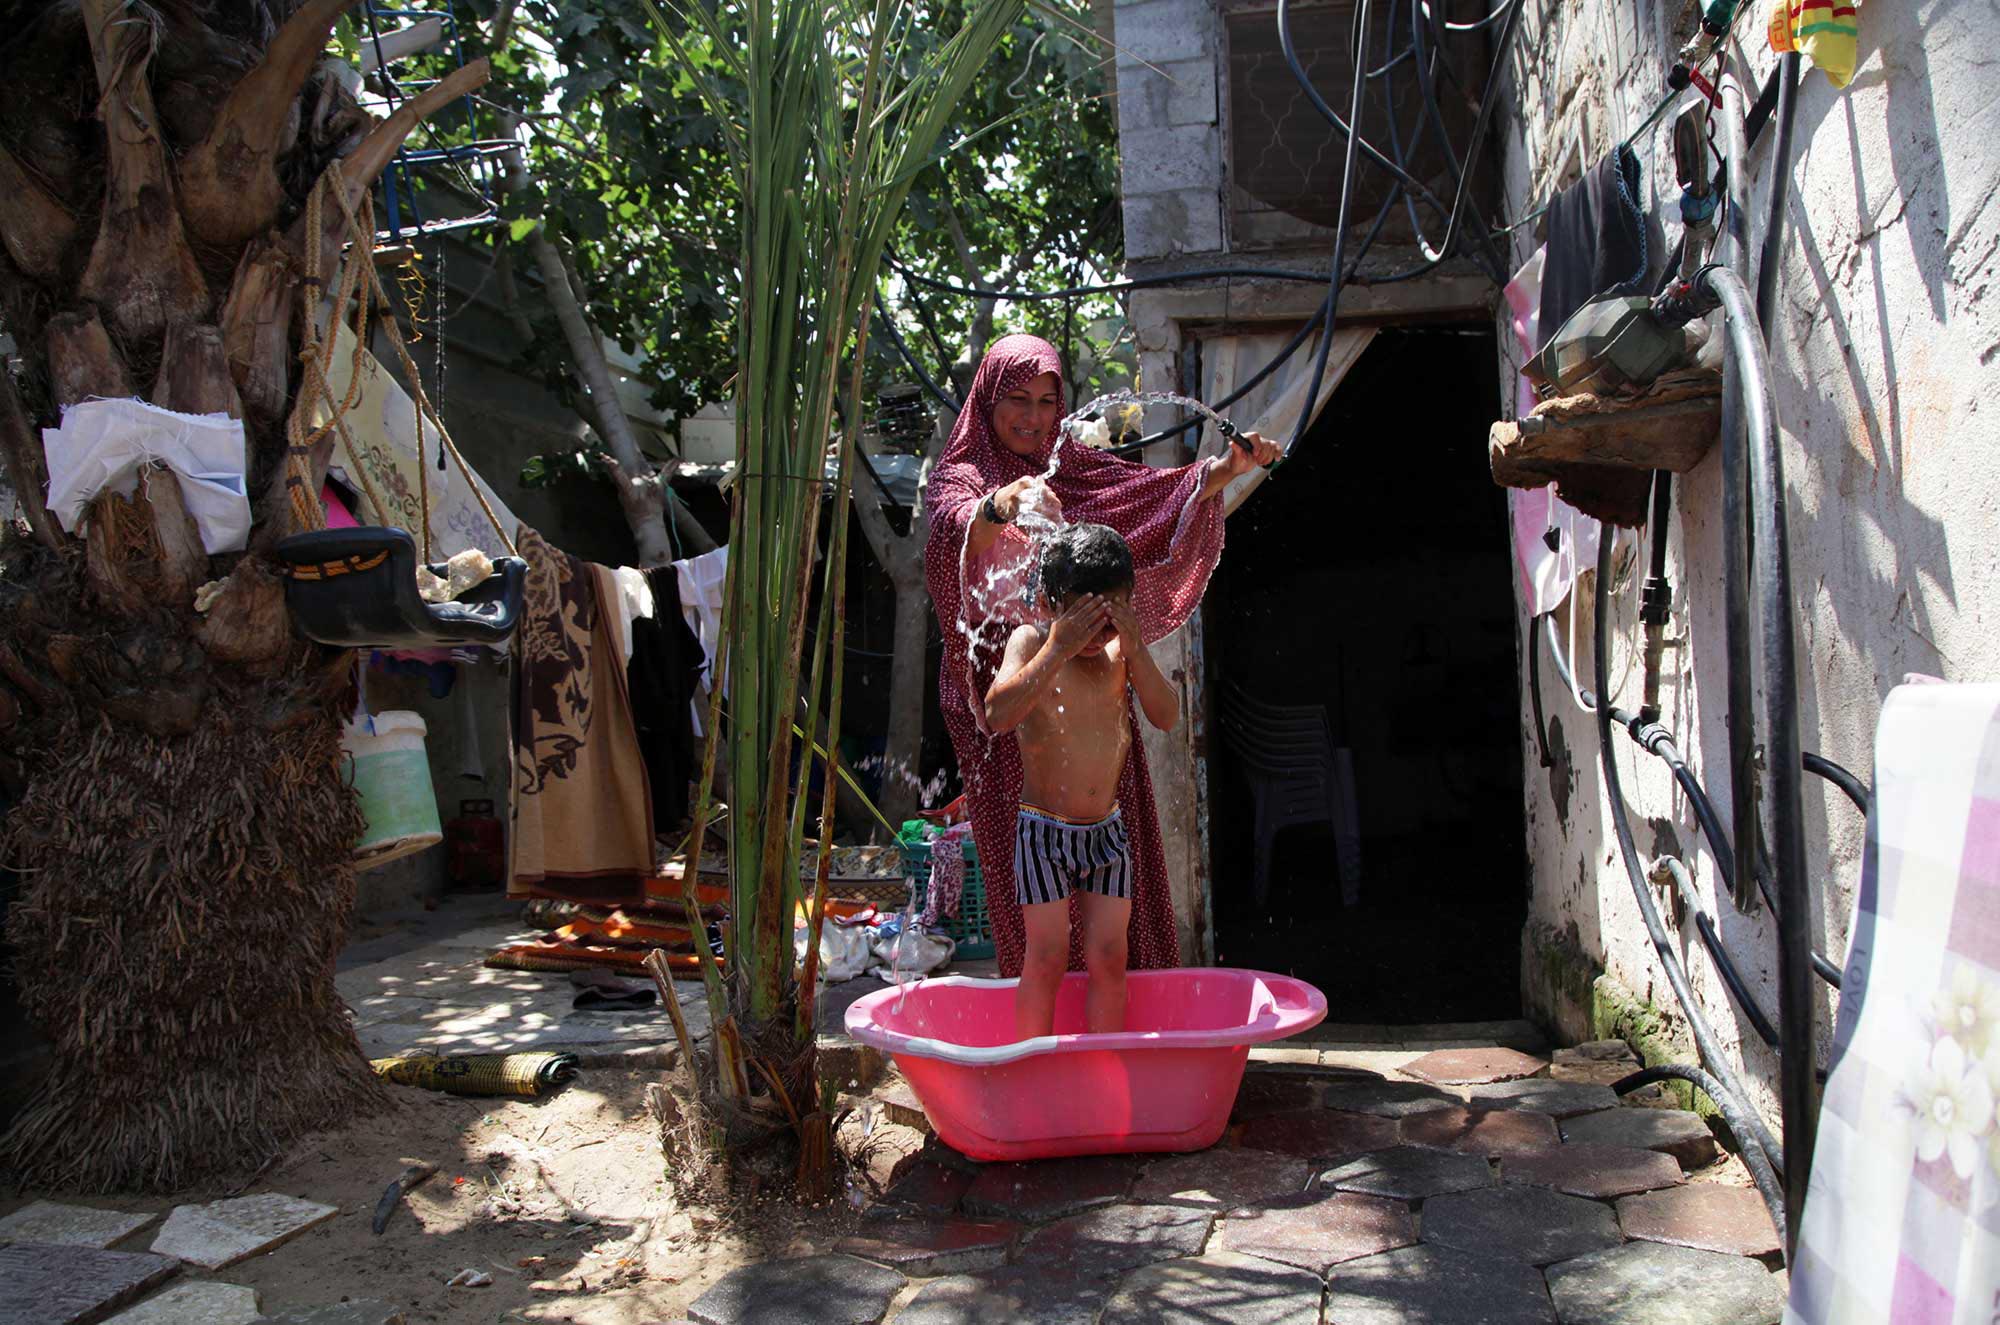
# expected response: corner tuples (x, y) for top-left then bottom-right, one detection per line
(646, 0), (1028, 1190)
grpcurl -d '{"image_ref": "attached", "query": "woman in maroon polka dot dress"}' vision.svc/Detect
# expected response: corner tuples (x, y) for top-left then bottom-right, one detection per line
(922, 335), (1278, 984)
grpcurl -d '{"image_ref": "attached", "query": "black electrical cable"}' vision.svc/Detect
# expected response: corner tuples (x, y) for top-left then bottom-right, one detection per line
(1653, 854), (1780, 1049)
(1756, 52), (1803, 334)
(1276, 0), (1456, 224)
(1102, 163), (1407, 458)
(1698, 259), (1816, 1251)
(1593, 536), (1788, 1190)
(1289, 0), (1373, 454)
(877, 0), (1517, 461)
(1615, 1063), (1787, 1240)
(873, 292), (960, 415)
(1542, 599), (1848, 993)
(1802, 752), (1869, 817)
(1714, 93), (1760, 917)
(1527, 614), (1553, 769)
(1405, 0), (1505, 278)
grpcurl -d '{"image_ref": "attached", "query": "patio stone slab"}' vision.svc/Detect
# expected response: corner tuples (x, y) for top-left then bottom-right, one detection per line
(1545, 1241), (1785, 1325)
(1017, 1203), (1212, 1278)
(1548, 1041), (1638, 1078)
(1401, 1047), (1548, 1085)
(259, 1303), (405, 1325)
(104, 1281), (261, 1324)
(1214, 1190), (1416, 1273)
(894, 1266), (1112, 1325)
(1238, 1108), (1400, 1161)
(0, 1244), (181, 1325)
(1461, 1079), (1619, 1119)
(1318, 1078), (1462, 1118)
(1131, 1147), (1312, 1210)
(0, 1201), (154, 1249)
(149, 1194), (338, 1270)
(1500, 1143), (1684, 1199)
(834, 1217), (1018, 1278)
(1229, 1073), (1326, 1121)
(1560, 1108), (1720, 1169)
(961, 1155), (1137, 1221)
(876, 1159), (973, 1215)
(1318, 1145), (1494, 1201)
(687, 1254), (906, 1325)
(1101, 1251), (1322, 1325)
(1324, 1244), (1558, 1324)
(1419, 1185), (1623, 1266)
(1616, 1185), (1782, 1258)
(1401, 1106), (1561, 1157)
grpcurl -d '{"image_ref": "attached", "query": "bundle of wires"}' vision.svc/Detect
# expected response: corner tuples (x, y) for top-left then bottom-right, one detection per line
(876, 0), (1532, 457)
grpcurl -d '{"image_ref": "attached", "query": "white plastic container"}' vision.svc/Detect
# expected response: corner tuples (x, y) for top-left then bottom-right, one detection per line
(342, 711), (444, 868)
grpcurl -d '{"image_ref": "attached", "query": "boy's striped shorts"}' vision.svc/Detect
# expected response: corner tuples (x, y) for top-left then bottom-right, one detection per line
(1013, 804), (1132, 907)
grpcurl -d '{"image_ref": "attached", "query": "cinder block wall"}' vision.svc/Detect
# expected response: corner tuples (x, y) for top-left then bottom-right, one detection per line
(1496, 0), (2000, 1125)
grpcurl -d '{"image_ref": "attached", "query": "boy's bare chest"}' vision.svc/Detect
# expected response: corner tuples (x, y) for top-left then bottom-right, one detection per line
(1040, 657), (1127, 724)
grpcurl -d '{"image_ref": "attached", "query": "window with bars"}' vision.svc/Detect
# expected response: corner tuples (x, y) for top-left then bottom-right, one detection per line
(1223, 0), (1491, 253)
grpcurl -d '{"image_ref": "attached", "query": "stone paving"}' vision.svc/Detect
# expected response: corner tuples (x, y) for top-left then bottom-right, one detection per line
(689, 1032), (1789, 1325)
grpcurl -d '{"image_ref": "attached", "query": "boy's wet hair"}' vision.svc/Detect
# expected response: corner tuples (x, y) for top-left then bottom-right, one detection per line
(1038, 522), (1135, 605)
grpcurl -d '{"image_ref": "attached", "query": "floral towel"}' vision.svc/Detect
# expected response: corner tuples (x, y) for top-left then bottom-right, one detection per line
(1789, 683), (2000, 1323)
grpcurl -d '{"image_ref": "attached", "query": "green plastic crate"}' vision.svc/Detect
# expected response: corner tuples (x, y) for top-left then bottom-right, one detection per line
(901, 835), (994, 961)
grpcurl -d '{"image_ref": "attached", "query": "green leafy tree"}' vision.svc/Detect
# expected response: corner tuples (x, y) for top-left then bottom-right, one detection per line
(467, 0), (1128, 824)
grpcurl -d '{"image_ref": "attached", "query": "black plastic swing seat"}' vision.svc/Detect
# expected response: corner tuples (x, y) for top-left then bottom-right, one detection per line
(273, 526), (528, 649)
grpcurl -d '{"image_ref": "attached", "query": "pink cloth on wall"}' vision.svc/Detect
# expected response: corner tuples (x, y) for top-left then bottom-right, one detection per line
(921, 334), (1227, 978)
(1503, 247), (1599, 616)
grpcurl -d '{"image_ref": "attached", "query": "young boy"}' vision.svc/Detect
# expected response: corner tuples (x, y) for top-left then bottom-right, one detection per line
(982, 523), (1180, 1040)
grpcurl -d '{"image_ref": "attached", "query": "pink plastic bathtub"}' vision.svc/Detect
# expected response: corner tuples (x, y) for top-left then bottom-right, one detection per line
(844, 968), (1327, 1161)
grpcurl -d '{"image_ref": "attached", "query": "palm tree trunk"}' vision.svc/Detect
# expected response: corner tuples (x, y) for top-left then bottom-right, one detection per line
(0, 0), (483, 1192)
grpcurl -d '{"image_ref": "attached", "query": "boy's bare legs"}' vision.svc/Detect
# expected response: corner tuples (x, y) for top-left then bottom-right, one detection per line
(1015, 900), (1071, 1040)
(1079, 892), (1131, 1033)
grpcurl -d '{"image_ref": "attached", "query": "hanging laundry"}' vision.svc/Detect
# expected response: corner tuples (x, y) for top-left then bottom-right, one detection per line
(921, 823), (974, 927)
(611, 566), (654, 666)
(509, 527), (657, 906)
(318, 321), (524, 564)
(1537, 145), (1652, 352)
(1770, 0), (1857, 88)
(674, 546), (728, 734)
(627, 567), (704, 831)
(1504, 247), (1602, 615)
(369, 651), (456, 700)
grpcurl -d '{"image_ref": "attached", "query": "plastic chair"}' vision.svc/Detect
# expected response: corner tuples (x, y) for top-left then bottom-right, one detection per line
(273, 526), (526, 649)
(1217, 683), (1359, 911)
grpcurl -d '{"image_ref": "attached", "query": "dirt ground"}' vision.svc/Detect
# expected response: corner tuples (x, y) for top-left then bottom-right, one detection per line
(4, 1068), (872, 1325)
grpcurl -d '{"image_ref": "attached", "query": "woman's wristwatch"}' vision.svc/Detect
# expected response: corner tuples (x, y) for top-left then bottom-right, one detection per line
(982, 493), (1011, 525)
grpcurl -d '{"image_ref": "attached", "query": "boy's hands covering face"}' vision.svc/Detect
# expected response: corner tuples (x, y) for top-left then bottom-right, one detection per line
(1105, 596), (1144, 653)
(1047, 594), (1111, 658)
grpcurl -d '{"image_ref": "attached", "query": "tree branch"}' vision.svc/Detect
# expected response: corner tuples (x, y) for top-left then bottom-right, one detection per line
(77, 0), (210, 341)
(0, 370), (61, 550)
(178, 0), (362, 246)
(0, 143), (76, 282)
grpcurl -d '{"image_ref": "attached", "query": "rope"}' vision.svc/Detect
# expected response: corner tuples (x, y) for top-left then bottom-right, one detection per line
(283, 167), (375, 534)
(319, 175), (517, 560)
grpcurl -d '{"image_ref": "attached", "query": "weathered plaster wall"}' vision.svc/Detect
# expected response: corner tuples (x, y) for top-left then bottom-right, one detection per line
(1497, 0), (2000, 1126)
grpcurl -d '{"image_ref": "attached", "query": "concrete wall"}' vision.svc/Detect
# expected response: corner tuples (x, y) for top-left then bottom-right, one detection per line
(1497, 0), (2000, 1126)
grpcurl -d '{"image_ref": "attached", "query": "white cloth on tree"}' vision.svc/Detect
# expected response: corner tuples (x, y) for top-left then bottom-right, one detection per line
(42, 397), (251, 553)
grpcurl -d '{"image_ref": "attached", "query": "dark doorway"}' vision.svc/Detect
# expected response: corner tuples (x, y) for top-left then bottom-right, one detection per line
(1204, 325), (1525, 1023)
